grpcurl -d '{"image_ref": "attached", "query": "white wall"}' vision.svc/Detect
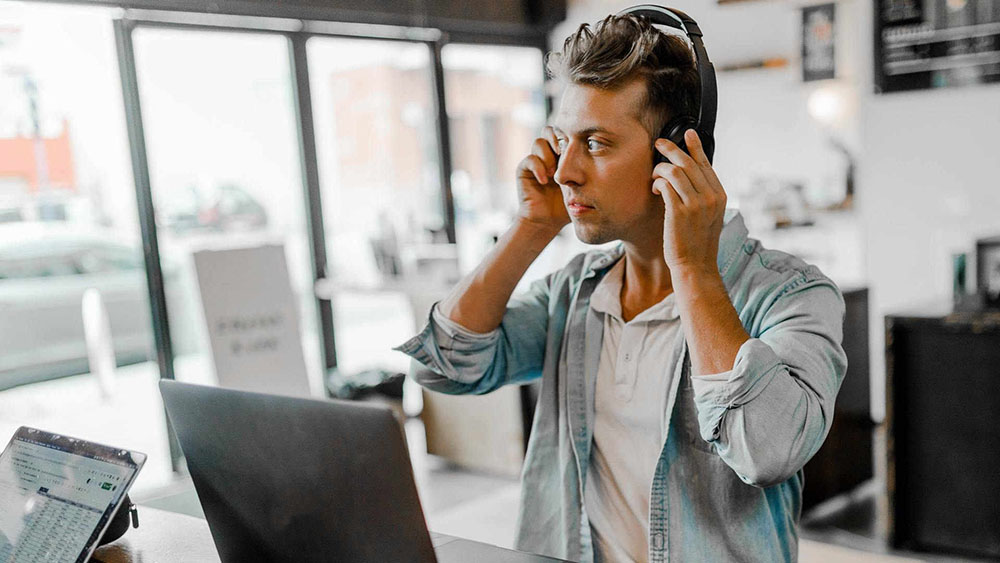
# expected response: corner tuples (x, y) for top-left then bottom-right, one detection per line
(547, 0), (1000, 421)
(859, 82), (1000, 422)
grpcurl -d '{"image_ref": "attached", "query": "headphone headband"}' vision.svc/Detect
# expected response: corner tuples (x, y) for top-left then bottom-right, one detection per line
(617, 4), (717, 162)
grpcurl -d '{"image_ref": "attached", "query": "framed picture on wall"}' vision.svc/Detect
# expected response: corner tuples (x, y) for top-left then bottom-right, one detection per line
(977, 236), (1000, 308)
(803, 3), (836, 81)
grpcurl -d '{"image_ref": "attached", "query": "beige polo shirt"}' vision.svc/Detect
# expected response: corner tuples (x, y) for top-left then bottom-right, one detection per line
(585, 257), (686, 563)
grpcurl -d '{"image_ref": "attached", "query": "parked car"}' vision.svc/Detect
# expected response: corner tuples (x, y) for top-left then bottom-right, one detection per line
(0, 223), (193, 390)
(163, 184), (268, 235)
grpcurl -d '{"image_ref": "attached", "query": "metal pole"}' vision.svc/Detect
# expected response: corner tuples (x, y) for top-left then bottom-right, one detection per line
(428, 39), (456, 244)
(113, 18), (183, 472)
(288, 34), (339, 380)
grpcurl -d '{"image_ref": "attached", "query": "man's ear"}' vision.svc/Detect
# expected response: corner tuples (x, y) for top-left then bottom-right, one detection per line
(645, 134), (660, 172)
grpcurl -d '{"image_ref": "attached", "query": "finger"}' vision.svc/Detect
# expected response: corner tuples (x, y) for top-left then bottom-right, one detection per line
(704, 168), (727, 203)
(541, 126), (561, 157)
(519, 154), (551, 185)
(653, 162), (696, 192)
(683, 129), (727, 198)
(684, 129), (712, 168)
(654, 163), (698, 206)
(530, 138), (558, 175)
(654, 137), (710, 189)
(652, 177), (681, 205)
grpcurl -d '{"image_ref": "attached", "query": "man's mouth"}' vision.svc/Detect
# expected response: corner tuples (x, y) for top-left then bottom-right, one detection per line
(567, 200), (595, 216)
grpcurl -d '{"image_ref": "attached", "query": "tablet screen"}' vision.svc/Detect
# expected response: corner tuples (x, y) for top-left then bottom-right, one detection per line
(0, 427), (145, 563)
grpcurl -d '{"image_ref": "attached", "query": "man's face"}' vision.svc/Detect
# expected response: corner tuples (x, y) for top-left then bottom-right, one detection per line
(552, 78), (661, 245)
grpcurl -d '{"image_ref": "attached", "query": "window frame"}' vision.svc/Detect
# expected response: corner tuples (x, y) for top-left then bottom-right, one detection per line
(109, 8), (548, 470)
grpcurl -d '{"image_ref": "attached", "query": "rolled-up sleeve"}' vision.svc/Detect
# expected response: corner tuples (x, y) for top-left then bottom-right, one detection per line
(392, 276), (551, 395)
(689, 278), (847, 488)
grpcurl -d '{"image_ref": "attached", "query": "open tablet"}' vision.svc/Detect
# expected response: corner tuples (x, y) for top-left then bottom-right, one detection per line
(0, 426), (146, 562)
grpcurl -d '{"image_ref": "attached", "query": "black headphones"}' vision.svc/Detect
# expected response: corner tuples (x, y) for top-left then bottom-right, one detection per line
(617, 5), (718, 165)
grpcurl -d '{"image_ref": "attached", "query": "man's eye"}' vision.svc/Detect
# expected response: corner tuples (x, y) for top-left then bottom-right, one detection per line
(587, 139), (604, 151)
(556, 138), (567, 150)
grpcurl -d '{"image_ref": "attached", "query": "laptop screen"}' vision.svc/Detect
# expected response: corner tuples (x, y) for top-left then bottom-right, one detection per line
(0, 426), (145, 563)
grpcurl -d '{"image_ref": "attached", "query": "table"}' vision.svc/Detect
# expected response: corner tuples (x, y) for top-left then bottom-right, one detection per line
(92, 507), (220, 563)
(88, 505), (921, 563)
(90, 506), (565, 562)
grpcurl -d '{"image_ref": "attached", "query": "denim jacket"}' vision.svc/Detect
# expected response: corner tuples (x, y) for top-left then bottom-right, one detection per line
(394, 210), (847, 562)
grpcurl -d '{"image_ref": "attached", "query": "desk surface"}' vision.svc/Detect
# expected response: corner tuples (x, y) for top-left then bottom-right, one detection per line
(93, 507), (220, 563)
(90, 506), (563, 563)
(88, 505), (910, 563)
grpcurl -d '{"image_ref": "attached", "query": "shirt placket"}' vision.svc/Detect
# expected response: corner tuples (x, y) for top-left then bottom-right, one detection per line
(614, 321), (642, 402)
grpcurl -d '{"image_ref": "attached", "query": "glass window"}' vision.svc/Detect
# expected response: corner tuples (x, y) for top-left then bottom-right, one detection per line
(0, 3), (169, 492)
(132, 28), (324, 393)
(307, 38), (444, 376)
(441, 44), (547, 274)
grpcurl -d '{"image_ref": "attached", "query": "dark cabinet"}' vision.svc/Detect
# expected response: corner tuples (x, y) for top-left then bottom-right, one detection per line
(885, 310), (1000, 559)
(803, 287), (874, 510)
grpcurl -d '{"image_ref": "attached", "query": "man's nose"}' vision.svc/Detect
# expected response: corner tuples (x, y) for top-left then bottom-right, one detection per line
(553, 141), (585, 187)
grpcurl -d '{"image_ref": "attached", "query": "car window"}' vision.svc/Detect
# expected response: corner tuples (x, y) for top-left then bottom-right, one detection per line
(0, 209), (24, 223)
(0, 236), (144, 279)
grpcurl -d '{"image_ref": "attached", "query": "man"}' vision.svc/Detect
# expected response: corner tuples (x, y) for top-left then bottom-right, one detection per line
(395, 12), (846, 563)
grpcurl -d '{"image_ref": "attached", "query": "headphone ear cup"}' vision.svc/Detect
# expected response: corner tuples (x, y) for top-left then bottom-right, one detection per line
(656, 117), (698, 163)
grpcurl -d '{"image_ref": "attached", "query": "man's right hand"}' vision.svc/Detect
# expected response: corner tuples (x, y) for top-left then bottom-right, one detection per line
(437, 128), (566, 333)
(515, 126), (570, 232)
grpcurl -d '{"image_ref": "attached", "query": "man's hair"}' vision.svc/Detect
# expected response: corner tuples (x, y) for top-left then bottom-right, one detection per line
(546, 14), (701, 140)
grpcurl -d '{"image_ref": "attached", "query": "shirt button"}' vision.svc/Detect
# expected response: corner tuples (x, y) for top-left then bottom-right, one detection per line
(624, 352), (631, 362)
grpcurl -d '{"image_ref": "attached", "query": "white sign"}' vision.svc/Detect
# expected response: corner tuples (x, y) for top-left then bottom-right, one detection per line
(193, 244), (312, 398)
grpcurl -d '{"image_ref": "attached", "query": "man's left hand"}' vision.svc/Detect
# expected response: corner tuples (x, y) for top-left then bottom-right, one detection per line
(652, 129), (727, 272)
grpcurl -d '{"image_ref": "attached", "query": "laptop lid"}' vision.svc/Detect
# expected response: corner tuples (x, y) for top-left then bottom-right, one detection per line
(0, 426), (146, 562)
(159, 379), (438, 563)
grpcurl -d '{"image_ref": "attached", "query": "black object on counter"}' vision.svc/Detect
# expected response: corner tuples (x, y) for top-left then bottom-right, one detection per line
(98, 494), (139, 546)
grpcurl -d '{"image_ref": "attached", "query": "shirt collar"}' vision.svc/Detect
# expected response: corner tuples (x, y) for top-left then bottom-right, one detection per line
(589, 257), (624, 317)
(589, 256), (679, 322)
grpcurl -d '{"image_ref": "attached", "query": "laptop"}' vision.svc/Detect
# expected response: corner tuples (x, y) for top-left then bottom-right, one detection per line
(159, 380), (566, 562)
(0, 426), (146, 562)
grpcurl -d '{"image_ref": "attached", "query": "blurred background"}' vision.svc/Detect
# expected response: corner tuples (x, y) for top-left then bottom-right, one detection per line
(0, 0), (997, 560)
